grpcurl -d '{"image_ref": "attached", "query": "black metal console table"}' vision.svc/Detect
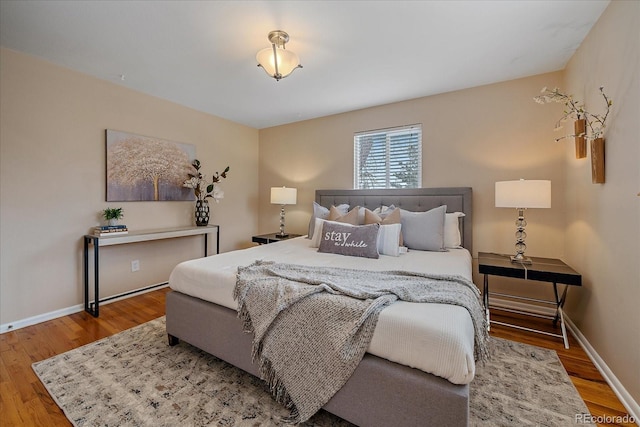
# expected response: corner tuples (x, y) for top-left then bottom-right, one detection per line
(83, 225), (219, 317)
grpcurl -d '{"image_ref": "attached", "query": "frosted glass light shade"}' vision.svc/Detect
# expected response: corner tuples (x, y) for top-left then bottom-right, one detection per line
(271, 187), (297, 205)
(495, 180), (551, 209)
(256, 47), (301, 79)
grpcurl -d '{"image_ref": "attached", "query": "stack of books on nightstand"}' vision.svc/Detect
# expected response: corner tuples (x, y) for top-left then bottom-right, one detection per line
(93, 225), (129, 236)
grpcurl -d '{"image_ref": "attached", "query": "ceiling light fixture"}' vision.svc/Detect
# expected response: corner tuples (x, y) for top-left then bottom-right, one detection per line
(256, 30), (302, 81)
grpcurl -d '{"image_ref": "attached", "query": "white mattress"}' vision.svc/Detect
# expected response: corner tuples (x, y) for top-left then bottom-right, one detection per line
(169, 237), (477, 384)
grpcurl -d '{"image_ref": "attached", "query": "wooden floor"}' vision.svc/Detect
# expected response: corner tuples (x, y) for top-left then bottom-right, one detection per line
(0, 288), (634, 426)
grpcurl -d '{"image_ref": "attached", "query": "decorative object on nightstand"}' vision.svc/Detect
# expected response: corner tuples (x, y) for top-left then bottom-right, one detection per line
(256, 30), (303, 81)
(183, 159), (230, 226)
(495, 179), (551, 264)
(270, 187), (297, 237)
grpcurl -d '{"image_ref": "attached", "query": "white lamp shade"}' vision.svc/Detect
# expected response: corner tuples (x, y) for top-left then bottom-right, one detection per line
(495, 180), (551, 209)
(271, 187), (297, 205)
(256, 47), (301, 79)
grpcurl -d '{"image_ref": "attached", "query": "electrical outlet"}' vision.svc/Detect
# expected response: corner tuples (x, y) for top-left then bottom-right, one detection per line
(131, 260), (140, 272)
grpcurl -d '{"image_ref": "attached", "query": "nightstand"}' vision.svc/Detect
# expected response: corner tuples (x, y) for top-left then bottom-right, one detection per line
(252, 233), (302, 245)
(478, 252), (581, 348)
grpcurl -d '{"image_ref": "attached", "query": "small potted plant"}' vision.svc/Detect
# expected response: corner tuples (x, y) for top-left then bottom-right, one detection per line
(102, 207), (124, 226)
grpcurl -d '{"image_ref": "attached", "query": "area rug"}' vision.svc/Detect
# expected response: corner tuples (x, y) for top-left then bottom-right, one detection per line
(33, 317), (593, 427)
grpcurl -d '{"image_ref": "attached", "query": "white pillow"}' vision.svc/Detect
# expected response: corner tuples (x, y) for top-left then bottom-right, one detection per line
(444, 212), (465, 249)
(377, 223), (402, 257)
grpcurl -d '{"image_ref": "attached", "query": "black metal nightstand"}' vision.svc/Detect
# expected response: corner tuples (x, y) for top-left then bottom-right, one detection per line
(478, 252), (582, 348)
(252, 233), (303, 245)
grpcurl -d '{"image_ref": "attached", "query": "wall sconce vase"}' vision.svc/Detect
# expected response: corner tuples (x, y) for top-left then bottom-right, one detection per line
(574, 119), (587, 159)
(591, 138), (605, 183)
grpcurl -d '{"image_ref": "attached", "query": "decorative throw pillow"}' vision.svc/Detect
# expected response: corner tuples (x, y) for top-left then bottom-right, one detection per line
(307, 202), (349, 239)
(357, 207), (366, 225)
(444, 212), (465, 249)
(328, 205), (360, 225)
(318, 222), (380, 259)
(400, 205), (447, 251)
(310, 218), (339, 248)
(364, 207), (404, 246)
(376, 223), (402, 257)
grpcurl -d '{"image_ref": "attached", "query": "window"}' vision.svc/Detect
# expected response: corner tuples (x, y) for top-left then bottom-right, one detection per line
(354, 124), (422, 189)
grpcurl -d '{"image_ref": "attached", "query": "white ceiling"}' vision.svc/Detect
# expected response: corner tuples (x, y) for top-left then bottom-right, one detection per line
(0, 1), (609, 129)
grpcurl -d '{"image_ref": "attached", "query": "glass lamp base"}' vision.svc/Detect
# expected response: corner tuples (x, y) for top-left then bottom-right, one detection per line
(510, 255), (532, 264)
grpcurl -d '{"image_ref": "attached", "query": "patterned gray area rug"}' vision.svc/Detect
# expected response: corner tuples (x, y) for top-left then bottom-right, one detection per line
(33, 317), (593, 427)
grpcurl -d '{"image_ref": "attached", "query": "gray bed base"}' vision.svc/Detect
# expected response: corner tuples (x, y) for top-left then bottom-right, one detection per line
(166, 291), (468, 427)
(166, 188), (473, 426)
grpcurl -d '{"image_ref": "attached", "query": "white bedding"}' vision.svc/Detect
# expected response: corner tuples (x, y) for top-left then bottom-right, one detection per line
(169, 237), (477, 384)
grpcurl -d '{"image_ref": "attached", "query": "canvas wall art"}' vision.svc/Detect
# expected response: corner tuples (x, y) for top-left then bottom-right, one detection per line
(106, 130), (195, 201)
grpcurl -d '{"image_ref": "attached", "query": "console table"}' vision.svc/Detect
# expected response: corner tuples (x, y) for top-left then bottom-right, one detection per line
(83, 225), (219, 317)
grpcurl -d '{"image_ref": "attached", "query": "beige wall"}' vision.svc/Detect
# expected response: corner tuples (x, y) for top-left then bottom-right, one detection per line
(259, 73), (567, 277)
(258, 0), (639, 409)
(562, 1), (639, 406)
(0, 48), (259, 325)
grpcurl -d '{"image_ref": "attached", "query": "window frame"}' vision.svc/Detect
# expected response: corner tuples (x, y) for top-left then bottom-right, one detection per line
(353, 124), (422, 190)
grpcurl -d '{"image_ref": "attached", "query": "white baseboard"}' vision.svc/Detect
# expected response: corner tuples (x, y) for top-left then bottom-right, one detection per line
(1, 304), (84, 333)
(491, 296), (639, 424)
(0, 283), (169, 334)
(564, 316), (640, 424)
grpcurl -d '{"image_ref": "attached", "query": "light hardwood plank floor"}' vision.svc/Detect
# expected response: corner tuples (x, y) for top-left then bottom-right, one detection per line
(0, 288), (635, 426)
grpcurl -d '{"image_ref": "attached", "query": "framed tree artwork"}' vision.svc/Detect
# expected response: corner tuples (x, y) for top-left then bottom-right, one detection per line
(106, 130), (196, 201)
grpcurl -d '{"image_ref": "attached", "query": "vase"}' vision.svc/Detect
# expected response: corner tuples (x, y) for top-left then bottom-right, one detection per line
(591, 138), (605, 184)
(574, 119), (587, 159)
(195, 200), (210, 226)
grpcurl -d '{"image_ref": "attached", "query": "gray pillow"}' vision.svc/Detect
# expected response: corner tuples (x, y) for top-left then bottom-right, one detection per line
(307, 202), (349, 239)
(318, 222), (380, 259)
(400, 205), (447, 251)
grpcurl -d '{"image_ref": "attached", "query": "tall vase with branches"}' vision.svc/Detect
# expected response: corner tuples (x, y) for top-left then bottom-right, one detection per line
(586, 88), (612, 183)
(183, 159), (230, 226)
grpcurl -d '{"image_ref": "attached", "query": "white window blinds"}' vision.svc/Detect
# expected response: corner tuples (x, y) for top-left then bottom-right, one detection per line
(354, 124), (422, 189)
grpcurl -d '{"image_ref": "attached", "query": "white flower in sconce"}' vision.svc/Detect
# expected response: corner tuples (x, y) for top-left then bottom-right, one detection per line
(533, 86), (612, 142)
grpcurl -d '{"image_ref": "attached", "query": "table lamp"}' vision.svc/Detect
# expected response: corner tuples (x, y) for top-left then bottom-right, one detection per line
(270, 187), (297, 237)
(495, 179), (551, 264)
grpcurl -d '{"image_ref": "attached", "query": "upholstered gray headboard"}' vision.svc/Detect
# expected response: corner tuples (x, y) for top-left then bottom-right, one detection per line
(315, 188), (473, 254)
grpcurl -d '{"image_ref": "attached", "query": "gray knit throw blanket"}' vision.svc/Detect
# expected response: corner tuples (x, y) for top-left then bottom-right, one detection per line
(234, 261), (489, 424)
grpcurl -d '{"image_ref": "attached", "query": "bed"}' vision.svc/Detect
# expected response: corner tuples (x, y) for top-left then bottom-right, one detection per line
(166, 187), (476, 426)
